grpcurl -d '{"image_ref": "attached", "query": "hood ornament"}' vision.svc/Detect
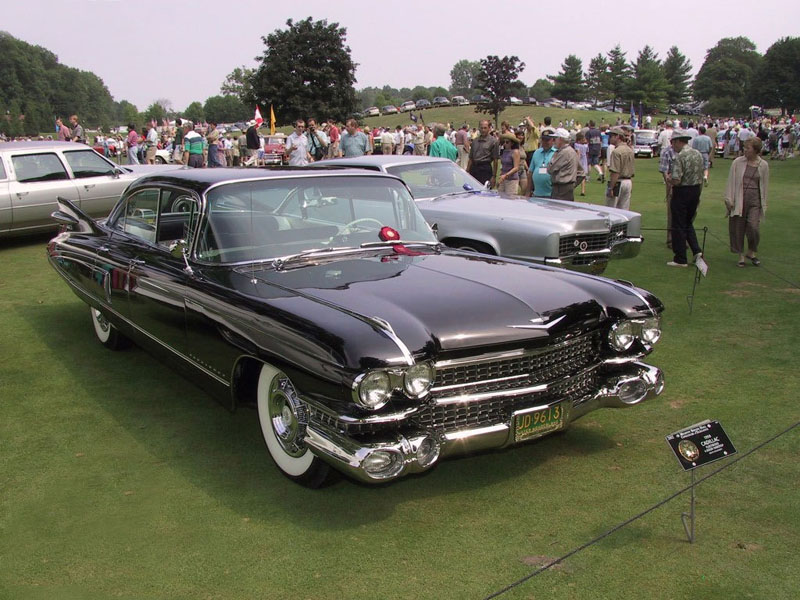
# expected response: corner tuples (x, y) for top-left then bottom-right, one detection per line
(508, 315), (565, 330)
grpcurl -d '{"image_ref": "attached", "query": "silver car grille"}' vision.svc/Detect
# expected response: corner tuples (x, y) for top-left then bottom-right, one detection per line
(558, 224), (627, 257)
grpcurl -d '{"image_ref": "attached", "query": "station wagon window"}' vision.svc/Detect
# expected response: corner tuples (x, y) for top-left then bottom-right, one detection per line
(62, 149), (116, 178)
(110, 187), (198, 247)
(0, 158), (6, 180)
(11, 153), (69, 183)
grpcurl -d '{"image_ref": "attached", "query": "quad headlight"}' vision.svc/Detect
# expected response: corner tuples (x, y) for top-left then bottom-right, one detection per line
(608, 317), (662, 353)
(354, 362), (435, 410)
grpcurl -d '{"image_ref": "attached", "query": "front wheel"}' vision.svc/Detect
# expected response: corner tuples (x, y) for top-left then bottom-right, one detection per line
(90, 307), (130, 350)
(155, 155), (167, 164)
(257, 364), (330, 487)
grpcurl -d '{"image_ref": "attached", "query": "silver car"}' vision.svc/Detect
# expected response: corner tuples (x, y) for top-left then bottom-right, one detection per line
(315, 156), (642, 274)
(0, 141), (183, 237)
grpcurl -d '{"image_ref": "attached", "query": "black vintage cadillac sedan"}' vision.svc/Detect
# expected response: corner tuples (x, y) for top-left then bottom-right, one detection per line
(48, 168), (665, 487)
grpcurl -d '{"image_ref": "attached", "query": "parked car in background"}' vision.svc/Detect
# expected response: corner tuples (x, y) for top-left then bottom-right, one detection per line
(364, 107), (380, 117)
(522, 97), (538, 105)
(263, 134), (287, 165)
(415, 99), (431, 110)
(381, 105), (398, 115)
(633, 129), (658, 158)
(0, 141), (182, 237)
(432, 96), (450, 107)
(471, 94), (489, 104)
(451, 96), (469, 106)
(507, 96), (523, 105)
(92, 141), (119, 158)
(399, 101), (416, 112)
(48, 167), (664, 487)
(313, 156), (643, 274)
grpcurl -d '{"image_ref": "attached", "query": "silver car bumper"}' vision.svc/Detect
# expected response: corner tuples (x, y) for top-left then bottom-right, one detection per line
(303, 360), (663, 483)
(544, 237), (643, 274)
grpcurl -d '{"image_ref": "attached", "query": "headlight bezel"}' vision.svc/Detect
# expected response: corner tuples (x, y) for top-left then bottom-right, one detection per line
(607, 316), (662, 353)
(608, 320), (636, 352)
(352, 361), (436, 411)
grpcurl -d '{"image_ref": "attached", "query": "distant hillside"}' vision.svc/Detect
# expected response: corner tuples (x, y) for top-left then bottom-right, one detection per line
(0, 31), (117, 136)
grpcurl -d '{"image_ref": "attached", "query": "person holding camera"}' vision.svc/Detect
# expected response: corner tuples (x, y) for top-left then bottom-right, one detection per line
(306, 119), (329, 162)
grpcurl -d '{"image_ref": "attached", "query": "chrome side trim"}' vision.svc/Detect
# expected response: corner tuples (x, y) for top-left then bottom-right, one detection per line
(444, 423), (508, 441)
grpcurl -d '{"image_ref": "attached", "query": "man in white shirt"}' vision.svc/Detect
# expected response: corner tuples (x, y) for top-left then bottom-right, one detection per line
(286, 120), (311, 166)
(393, 126), (404, 155)
(658, 120), (674, 153)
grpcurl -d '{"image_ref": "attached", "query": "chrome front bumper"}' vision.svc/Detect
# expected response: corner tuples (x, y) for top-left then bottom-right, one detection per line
(303, 361), (663, 484)
(544, 237), (643, 274)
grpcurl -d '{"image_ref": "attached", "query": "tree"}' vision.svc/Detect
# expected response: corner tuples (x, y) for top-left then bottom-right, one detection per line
(586, 54), (609, 105)
(184, 101), (205, 124)
(694, 37), (761, 114)
(115, 100), (140, 129)
(606, 45), (631, 111)
(251, 18), (357, 124)
(549, 55), (586, 104)
(626, 46), (668, 112)
(663, 46), (692, 106)
(474, 55), (525, 128)
(220, 66), (255, 103)
(528, 78), (553, 101)
(753, 37), (800, 114)
(449, 59), (481, 96)
(142, 101), (167, 124)
(204, 95), (247, 123)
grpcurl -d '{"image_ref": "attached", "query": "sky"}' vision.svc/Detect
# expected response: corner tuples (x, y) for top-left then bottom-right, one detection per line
(4, 0), (796, 112)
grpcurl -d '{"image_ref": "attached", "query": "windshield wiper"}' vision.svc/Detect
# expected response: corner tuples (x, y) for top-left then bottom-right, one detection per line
(359, 240), (440, 249)
(433, 188), (484, 201)
(272, 246), (355, 270)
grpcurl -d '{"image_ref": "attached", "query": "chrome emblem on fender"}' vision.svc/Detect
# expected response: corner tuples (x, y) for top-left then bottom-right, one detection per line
(508, 315), (566, 330)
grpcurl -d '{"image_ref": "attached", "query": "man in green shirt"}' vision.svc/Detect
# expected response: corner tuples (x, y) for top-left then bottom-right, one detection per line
(428, 124), (458, 161)
(667, 130), (705, 267)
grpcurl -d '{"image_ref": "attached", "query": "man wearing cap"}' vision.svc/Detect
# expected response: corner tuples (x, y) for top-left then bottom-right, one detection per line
(525, 127), (557, 198)
(467, 120), (499, 188)
(547, 128), (580, 201)
(245, 120), (260, 165)
(428, 124), (458, 161)
(606, 126), (635, 209)
(667, 130), (705, 267)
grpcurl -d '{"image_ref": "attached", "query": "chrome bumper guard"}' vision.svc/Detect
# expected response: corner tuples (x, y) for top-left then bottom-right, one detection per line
(303, 361), (663, 483)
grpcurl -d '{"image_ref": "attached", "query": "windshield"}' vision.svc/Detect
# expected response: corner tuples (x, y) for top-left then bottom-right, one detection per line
(635, 132), (657, 144)
(386, 161), (483, 199)
(196, 175), (436, 264)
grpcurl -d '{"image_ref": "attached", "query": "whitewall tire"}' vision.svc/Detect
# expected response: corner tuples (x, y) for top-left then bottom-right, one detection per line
(90, 307), (130, 350)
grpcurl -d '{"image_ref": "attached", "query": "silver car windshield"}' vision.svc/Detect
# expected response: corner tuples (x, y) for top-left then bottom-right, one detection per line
(197, 175), (437, 264)
(386, 161), (483, 199)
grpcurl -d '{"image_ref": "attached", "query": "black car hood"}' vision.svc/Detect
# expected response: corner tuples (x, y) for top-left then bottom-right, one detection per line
(249, 250), (657, 361)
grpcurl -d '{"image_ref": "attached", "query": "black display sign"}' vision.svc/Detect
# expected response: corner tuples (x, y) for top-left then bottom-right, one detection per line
(666, 420), (737, 471)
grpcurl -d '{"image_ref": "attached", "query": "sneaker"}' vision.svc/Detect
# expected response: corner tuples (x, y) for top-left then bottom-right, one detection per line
(666, 261), (688, 268)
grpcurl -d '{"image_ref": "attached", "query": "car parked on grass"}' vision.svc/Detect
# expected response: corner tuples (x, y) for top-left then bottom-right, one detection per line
(451, 96), (469, 106)
(48, 167), (664, 487)
(471, 94), (489, 104)
(0, 141), (182, 237)
(262, 134), (287, 165)
(633, 129), (659, 158)
(381, 105), (398, 115)
(432, 96), (450, 107)
(399, 101), (416, 112)
(415, 99), (431, 110)
(313, 156), (643, 274)
(507, 96), (523, 105)
(522, 97), (538, 105)
(364, 107), (380, 117)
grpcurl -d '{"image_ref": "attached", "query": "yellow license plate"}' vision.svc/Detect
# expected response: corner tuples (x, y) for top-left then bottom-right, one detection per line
(514, 403), (565, 442)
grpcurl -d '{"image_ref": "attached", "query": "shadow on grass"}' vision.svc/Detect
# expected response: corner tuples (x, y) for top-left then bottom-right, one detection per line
(19, 301), (619, 529)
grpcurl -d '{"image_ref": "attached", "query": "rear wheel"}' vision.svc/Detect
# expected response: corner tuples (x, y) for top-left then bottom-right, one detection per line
(257, 364), (330, 487)
(155, 155), (167, 164)
(90, 307), (130, 350)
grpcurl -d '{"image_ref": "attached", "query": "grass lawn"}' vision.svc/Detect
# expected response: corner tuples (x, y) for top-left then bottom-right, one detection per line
(1, 156), (798, 600)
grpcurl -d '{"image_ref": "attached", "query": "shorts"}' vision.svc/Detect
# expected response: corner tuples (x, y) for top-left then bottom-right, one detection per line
(600, 147), (608, 160)
(700, 152), (709, 169)
(588, 148), (600, 165)
(145, 146), (157, 161)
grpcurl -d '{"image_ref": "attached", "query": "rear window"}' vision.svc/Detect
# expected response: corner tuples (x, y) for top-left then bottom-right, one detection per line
(11, 153), (69, 183)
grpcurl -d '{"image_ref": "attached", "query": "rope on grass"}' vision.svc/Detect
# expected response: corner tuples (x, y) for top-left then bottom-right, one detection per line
(482, 421), (799, 600)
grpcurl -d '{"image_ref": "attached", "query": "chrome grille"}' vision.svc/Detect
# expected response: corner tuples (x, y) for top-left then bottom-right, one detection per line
(558, 224), (627, 257)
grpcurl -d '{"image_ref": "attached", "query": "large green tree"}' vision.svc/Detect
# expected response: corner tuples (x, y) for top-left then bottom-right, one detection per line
(203, 95), (247, 123)
(662, 46), (693, 106)
(474, 55), (525, 127)
(606, 45), (631, 112)
(752, 36), (800, 114)
(250, 18), (357, 124)
(585, 54), (609, 105)
(449, 59), (481, 96)
(220, 66), (255, 104)
(528, 78), (553, 101)
(183, 101), (205, 124)
(626, 46), (668, 111)
(694, 37), (761, 114)
(549, 55), (586, 103)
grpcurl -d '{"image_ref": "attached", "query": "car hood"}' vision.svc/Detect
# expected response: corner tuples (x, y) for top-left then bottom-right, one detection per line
(417, 192), (631, 230)
(249, 250), (658, 363)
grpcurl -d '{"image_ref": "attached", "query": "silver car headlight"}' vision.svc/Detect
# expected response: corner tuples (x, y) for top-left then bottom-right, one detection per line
(403, 362), (434, 397)
(356, 371), (392, 410)
(608, 320), (636, 352)
(640, 316), (662, 345)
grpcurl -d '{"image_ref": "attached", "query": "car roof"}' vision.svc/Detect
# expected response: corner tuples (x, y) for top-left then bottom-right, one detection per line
(0, 141), (91, 151)
(316, 155), (454, 169)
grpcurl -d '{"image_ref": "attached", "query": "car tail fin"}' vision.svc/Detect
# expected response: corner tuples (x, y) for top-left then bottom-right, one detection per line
(52, 196), (104, 235)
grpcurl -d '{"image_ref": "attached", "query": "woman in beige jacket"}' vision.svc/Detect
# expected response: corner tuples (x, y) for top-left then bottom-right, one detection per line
(724, 137), (769, 267)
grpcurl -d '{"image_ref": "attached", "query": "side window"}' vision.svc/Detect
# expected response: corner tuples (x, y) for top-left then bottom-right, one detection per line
(110, 189), (160, 243)
(0, 157), (6, 180)
(158, 189), (198, 246)
(11, 153), (69, 183)
(62, 150), (115, 178)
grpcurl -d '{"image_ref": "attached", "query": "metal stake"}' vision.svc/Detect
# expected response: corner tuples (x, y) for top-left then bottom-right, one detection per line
(681, 469), (696, 543)
(687, 227), (709, 314)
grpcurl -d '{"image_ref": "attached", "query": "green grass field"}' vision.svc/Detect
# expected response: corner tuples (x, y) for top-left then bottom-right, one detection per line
(1, 156), (798, 600)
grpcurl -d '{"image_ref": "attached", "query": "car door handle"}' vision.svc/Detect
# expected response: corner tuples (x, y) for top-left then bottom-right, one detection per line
(83, 184), (96, 190)
(130, 259), (146, 265)
(15, 191), (29, 197)
(98, 245), (110, 253)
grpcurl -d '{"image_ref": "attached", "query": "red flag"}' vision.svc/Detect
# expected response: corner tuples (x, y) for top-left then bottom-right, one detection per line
(254, 106), (263, 127)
